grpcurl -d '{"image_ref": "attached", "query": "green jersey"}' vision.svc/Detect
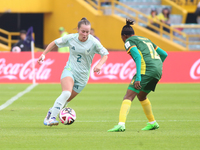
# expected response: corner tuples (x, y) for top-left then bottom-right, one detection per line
(124, 35), (163, 79)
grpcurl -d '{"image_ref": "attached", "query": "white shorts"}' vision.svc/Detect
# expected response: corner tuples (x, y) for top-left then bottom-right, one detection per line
(61, 68), (86, 93)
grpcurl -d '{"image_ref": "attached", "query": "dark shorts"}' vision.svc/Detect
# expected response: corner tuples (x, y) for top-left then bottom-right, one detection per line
(128, 75), (159, 94)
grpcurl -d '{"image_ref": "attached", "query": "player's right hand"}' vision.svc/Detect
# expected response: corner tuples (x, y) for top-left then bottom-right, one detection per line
(37, 54), (45, 65)
(134, 81), (141, 90)
(93, 64), (101, 74)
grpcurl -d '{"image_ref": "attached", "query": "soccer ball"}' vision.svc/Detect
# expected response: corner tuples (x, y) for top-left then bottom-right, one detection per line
(59, 107), (76, 125)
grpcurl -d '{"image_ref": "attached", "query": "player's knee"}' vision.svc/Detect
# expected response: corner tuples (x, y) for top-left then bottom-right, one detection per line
(124, 95), (134, 101)
(62, 91), (71, 100)
(137, 95), (146, 101)
(124, 90), (137, 101)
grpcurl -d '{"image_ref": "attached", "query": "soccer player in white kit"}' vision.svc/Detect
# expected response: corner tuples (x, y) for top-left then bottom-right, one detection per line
(37, 18), (109, 126)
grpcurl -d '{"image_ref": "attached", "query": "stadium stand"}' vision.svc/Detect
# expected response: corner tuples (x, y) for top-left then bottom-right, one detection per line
(170, 0), (200, 13)
(0, 28), (19, 52)
(1, 0), (199, 51)
(86, 0), (200, 50)
(0, 28), (39, 52)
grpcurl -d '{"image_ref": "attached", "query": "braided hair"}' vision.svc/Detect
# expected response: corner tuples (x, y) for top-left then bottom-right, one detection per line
(121, 19), (135, 35)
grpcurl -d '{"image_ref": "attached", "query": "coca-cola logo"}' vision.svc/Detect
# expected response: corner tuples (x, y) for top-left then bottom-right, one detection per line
(0, 58), (54, 80)
(90, 59), (136, 80)
(190, 59), (200, 80)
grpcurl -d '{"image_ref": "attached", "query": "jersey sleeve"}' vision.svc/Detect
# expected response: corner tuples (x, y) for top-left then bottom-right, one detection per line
(54, 34), (73, 48)
(124, 40), (137, 54)
(130, 47), (141, 81)
(151, 41), (158, 50)
(125, 40), (141, 81)
(94, 38), (109, 57)
(156, 47), (168, 62)
(150, 41), (168, 62)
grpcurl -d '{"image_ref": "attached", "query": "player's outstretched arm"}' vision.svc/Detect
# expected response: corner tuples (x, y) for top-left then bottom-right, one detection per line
(93, 55), (108, 74)
(156, 47), (168, 62)
(37, 41), (57, 65)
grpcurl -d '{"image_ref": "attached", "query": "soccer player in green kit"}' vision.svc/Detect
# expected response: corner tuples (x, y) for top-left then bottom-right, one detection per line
(108, 19), (168, 132)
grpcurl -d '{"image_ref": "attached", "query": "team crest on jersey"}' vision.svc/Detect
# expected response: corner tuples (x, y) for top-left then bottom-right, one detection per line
(85, 49), (91, 55)
(71, 46), (75, 50)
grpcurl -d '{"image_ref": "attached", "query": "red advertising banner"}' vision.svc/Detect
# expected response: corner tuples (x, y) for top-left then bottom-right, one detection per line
(0, 51), (200, 83)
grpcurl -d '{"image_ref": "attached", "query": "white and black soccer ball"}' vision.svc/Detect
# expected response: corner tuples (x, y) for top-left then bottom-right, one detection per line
(59, 107), (76, 125)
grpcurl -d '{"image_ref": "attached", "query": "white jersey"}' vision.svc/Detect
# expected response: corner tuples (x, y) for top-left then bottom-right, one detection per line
(55, 33), (109, 85)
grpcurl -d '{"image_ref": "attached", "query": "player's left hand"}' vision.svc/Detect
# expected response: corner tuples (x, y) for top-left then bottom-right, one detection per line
(93, 65), (101, 74)
(134, 81), (142, 90)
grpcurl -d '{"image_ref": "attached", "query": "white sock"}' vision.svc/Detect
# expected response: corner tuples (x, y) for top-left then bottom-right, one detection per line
(118, 122), (125, 126)
(149, 120), (156, 124)
(50, 91), (71, 119)
(64, 101), (69, 108)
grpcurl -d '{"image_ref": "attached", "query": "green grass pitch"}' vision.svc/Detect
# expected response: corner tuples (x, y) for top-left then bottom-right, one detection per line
(0, 83), (200, 150)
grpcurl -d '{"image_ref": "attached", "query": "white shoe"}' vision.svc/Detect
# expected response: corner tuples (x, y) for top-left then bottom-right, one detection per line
(43, 108), (52, 126)
(47, 117), (59, 126)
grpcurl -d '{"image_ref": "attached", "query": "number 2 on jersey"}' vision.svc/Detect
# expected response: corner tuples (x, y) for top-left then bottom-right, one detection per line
(77, 54), (82, 63)
(143, 41), (160, 59)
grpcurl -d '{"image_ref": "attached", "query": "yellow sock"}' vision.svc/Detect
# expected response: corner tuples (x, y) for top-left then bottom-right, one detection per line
(140, 98), (155, 122)
(119, 99), (132, 123)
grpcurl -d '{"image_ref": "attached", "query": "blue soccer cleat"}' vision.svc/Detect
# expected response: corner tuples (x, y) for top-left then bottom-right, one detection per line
(43, 108), (52, 126)
(47, 117), (59, 126)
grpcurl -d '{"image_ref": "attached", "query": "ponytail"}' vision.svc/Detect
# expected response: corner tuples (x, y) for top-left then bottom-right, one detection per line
(126, 19), (134, 26)
(121, 18), (135, 35)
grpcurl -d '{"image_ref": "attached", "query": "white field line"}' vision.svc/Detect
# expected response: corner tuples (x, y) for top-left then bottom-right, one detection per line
(0, 84), (38, 111)
(76, 120), (200, 123)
